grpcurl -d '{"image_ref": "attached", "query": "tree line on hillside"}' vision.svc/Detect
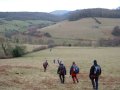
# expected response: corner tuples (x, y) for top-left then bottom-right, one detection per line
(68, 8), (120, 21)
(1, 8), (120, 21)
(0, 12), (61, 21)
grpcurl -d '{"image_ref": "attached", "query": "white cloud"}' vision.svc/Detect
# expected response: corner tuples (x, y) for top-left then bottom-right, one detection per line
(0, 0), (119, 12)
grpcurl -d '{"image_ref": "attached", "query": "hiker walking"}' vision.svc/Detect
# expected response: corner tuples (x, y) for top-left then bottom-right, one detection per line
(53, 59), (55, 64)
(70, 62), (79, 83)
(43, 60), (49, 72)
(50, 48), (52, 52)
(57, 59), (60, 64)
(89, 60), (101, 90)
(57, 62), (66, 84)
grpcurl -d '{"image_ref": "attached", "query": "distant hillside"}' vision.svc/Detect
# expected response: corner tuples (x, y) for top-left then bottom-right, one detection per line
(0, 12), (61, 21)
(38, 18), (120, 40)
(50, 10), (70, 16)
(0, 19), (56, 44)
(68, 8), (120, 21)
(1, 8), (120, 22)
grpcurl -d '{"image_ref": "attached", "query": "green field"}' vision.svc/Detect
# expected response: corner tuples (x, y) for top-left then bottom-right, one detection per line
(0, 47), (120, 90)
(0, 19), (54, 32)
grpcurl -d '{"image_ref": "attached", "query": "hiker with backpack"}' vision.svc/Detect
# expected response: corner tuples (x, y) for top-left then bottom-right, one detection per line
(53, 59), (56, 64)
(57, 62), (66, 84)
(89, 60), (101, 90)
(43, 60), (49, 72)
(70, 62), (79, 83)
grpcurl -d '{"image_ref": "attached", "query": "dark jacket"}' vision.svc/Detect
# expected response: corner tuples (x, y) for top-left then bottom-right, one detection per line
(57, 64), (66, 75)
(89, 64), (101, 78)
(43, 62), (48, 68)
(70, 65), (74, 75)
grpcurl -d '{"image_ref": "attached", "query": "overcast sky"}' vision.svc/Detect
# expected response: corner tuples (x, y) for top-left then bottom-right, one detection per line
(0, 0), (119, 12)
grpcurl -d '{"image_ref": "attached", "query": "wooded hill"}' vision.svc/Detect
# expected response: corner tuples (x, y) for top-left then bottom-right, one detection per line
(1, 8), (120, 22)
(68, 8), (120, 21)
(0, 12), (61, 21)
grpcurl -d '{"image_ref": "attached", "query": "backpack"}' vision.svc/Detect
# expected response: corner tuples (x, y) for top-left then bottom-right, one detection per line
(73, 65), (79, 74)
(94, 65), (101, 75)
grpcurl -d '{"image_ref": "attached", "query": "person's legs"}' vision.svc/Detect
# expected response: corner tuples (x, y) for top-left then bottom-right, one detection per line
(95, 77), (99, 90)
(72, 76), (75, 83)
(59, 74), (62, 83)
(91, 78), (95, 89)
(44, 67), (46, 72)
(62, 74), (65, 83)
(75, 75), (79, 83)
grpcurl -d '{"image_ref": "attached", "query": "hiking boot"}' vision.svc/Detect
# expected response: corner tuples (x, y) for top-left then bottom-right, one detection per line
(93, 87), (95, 90)
(62, 81), (64, 84)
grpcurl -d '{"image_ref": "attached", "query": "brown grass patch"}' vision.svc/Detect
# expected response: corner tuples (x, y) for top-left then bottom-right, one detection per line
(0, 65), (120, 90)
(101, 76), (120, 85)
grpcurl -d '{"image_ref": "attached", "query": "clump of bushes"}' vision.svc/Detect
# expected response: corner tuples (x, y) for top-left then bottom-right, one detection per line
(12, 45), (26, 57)
(0, 44), (26, 59)
(112, 26), (120, 36)
(44, 32), (52, 37)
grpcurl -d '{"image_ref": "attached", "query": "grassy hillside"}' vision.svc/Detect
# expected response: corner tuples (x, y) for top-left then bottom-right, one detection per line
(0, 19), (55, 32)
(0, 19), (55, 45)
(39, 18), (120, 40)
(1, 18), (120, 46)
(0, 47), (120, 90)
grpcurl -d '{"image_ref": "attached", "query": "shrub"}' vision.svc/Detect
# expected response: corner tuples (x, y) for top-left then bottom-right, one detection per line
(112, 26), (120, 36)
(44, 32), (52, 37)
(12, 46), (25, 57)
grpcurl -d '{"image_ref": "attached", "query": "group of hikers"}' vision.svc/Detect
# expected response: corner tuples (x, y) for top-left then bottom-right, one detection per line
(43, 59), (101, 90)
